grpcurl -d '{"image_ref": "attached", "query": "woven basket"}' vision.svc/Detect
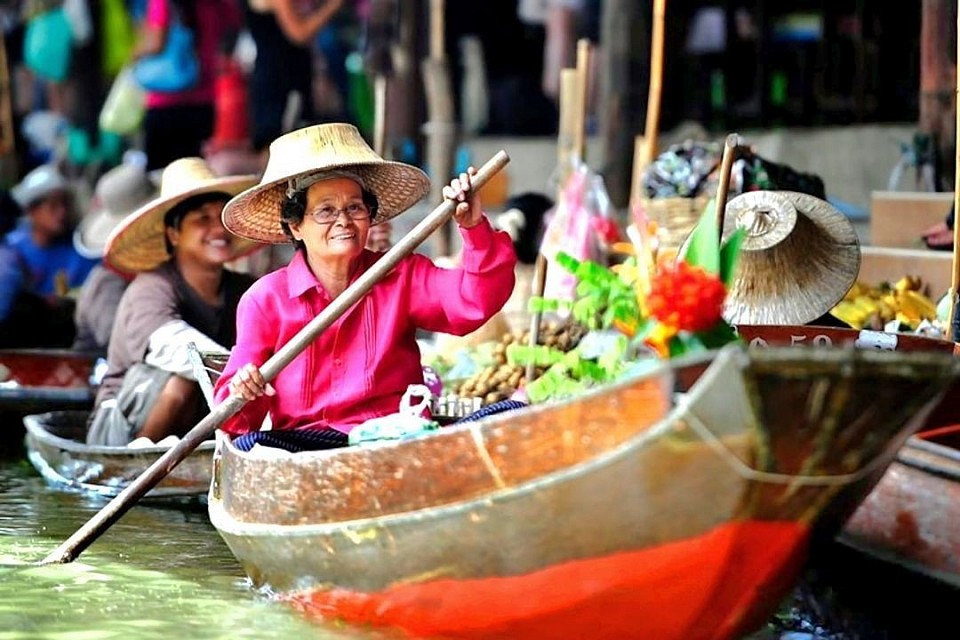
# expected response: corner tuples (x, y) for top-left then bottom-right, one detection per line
(638, 195), (712, 257)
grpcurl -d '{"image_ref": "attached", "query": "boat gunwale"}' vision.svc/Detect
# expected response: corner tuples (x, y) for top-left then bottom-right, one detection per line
(895, 437), (960, 480)
(23, 413), (217, 456)
(210, 345), (956, 538)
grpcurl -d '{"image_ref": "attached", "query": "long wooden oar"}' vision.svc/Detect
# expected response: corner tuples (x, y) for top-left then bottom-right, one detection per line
(41, 150), (511, 565)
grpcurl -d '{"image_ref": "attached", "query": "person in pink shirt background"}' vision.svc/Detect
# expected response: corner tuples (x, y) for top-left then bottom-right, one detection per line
(136, 0), (242, 171)
(213, 123), (516, 451)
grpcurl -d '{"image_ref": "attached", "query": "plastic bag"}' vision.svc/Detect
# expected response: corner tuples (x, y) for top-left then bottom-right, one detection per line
(348, 384), (440, 446)
(132, 19), (199, 93)
(101, 0), (136, 79)
(99, 66), (145, 136)
(64, 0), (93, 45)
(24, 8), (73, 82)
(540, 162), (614, 304)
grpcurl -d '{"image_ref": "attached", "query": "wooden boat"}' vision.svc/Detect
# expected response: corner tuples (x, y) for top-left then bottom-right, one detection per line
(0, 348), (99, 414)
(23, 410), (215, 499)
(737, 324), (960, 589)
(207, 344), (959, 640)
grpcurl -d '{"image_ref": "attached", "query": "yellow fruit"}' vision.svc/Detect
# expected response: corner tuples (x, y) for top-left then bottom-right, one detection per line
(900, 290), (937, 319)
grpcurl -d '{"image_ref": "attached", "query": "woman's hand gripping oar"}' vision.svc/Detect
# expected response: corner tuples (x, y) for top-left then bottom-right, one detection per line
(40, 150), (511, 565)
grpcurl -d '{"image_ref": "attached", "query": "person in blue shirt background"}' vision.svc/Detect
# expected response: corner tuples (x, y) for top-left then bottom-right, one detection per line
(6, 164), (99, 297)
(0, 184), (77, 348)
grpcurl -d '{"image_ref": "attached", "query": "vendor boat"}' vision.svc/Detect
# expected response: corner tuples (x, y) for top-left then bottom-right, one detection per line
(0, 349), (99, 456)
(24, 410), (215, 499)
(738, 324), (960, 589)
(207, 344), (959, 640)
(0, 348), (98, 413)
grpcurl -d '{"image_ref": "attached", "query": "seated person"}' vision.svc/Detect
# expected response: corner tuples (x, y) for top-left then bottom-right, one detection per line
(212, 123), (517, 450)
(7, 164), (99, 296)
(0, 188), (75, 347)
(72, 160), (157, 353)
(86, 158), (261, 446)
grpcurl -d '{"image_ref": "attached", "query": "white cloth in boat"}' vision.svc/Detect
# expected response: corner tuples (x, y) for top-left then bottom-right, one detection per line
(145, 320), (229, 379)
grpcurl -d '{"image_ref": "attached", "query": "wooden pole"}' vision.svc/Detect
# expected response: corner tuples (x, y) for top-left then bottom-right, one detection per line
(429, 0), (445, 61)
(525, 254), (548, 384)
(573, 38), (592, 163)
(557, 68), (580, 179)
(629, 134), (646, 208)
(422, 0), (457, 257)
(714, 133), (739, 241)
(0, 29), (14, 158)
(949, 0), (960, 339)
(40, 151), (511, 565)
(920, 0), (957, 191)
(373, 74), (388, 157)
(640, 0), (667, 171)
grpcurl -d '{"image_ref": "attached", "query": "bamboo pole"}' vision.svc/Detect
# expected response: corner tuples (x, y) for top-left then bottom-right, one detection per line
(629, 134), (646, 208)
(422, 0), (457, 257)
(556, 68), (580, 179)
(573, 38), (592, 163)
(640, 0), (667, 172)
(429, 0), (445, 61)
(0, 29), (14, 158)
(525, 254), (549, 384)
(714, 133), (739, 241)
(373, 74), (388, 157)
(949, 0), (960, 339)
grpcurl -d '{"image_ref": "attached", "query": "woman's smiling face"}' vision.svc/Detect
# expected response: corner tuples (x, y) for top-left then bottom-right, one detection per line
(293, 178), (371, 263)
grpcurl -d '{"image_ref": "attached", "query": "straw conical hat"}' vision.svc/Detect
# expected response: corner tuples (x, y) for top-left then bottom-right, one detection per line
(721, 190), (861, 325)
(222, 123), (431, 244)
(105, 158), (260, 274)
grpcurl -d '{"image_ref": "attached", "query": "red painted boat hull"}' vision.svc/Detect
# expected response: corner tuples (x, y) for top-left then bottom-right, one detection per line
(286, 520), (809, 640)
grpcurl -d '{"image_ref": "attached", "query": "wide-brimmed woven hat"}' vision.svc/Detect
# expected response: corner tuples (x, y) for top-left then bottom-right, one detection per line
(105, 157), (260, 274)
(74, 162), (156, 258)
(721, 190), (861, 326)
(222, 123), (431, 244)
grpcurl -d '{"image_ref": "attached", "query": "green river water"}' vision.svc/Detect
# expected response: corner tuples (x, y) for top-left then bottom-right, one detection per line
(0, 459), (373, 640)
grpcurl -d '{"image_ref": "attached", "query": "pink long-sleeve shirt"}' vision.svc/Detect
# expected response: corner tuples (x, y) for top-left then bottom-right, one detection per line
(214, 219), (517, 435)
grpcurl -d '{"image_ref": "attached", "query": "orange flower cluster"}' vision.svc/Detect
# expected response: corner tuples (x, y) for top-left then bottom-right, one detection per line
(646, 262), (726, 333)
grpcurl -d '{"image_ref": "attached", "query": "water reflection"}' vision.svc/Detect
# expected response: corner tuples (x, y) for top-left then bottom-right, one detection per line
(0, 462), (369, 639)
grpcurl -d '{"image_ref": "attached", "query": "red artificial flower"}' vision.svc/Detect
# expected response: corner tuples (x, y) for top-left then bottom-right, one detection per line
(647, 262), (726, 333)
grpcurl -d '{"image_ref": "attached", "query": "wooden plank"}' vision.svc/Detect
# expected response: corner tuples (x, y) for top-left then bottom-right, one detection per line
(859, 245), (952, 298)
(869, 190), (953, 248)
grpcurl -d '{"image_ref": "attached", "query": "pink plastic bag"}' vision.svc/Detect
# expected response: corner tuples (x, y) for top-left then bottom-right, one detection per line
(539, 163), (615, 304)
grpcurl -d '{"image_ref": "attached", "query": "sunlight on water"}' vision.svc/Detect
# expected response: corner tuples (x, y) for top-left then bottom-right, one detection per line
(0, 461), (373, 639)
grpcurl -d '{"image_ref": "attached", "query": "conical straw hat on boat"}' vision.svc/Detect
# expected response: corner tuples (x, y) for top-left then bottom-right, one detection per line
(105, 158), (260, 274)
(721, 190), (861, 325)
(222, 123), (431, 244)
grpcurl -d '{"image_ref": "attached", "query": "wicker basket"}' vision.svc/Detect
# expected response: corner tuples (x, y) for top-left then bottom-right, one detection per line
(638, 195), (713, 258)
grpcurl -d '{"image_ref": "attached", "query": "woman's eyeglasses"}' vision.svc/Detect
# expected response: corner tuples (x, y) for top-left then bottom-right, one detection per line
(307, 202), (370, 224)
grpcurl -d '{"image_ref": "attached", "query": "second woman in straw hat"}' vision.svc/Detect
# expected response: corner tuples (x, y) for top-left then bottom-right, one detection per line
(212, 123), (517, 450)
(86, 158), (262, 447)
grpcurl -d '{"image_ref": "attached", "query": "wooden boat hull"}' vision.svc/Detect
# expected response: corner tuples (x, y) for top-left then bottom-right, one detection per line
(737, 324), (960, 587)
(840, 427), (960, 588)
(209, 346), (958, 639)
(24, 410), (214, 498)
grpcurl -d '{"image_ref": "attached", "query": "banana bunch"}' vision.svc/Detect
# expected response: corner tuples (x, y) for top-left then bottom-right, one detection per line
(830, 276), (938, 330)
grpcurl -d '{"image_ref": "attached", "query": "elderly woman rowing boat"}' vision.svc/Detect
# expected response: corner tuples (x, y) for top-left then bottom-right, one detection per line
(212, 123), (517, 449)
